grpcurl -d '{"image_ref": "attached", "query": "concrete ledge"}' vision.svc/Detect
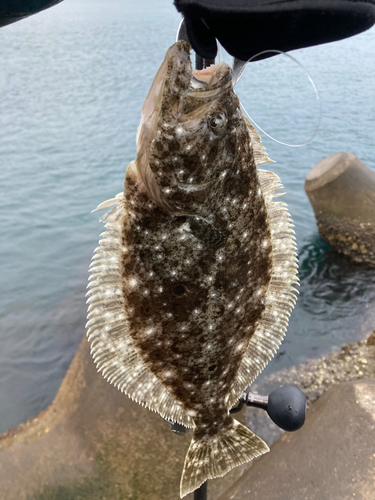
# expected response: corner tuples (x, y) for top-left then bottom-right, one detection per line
(218, 379), (375, 500)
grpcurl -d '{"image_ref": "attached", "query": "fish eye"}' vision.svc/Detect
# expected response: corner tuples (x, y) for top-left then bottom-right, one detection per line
(209, 113), (227, 134)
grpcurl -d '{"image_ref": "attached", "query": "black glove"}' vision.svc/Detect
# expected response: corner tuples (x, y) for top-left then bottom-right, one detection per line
(0, 0), (63, 28)
(174, 0), (375, 61)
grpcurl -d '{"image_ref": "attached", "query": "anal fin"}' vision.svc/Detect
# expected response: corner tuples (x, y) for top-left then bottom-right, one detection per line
(87, 193), (195, 429)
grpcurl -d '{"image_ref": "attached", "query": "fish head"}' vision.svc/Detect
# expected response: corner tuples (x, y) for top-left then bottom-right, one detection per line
(135, 41), (243, 215)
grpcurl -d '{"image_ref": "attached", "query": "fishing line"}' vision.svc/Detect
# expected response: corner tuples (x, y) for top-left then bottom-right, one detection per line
(233, 49), (322, 148)
(176, 19), (321, 148)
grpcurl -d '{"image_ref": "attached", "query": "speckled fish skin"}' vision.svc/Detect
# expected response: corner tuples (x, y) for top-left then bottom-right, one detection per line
(87, 41), (298, 498)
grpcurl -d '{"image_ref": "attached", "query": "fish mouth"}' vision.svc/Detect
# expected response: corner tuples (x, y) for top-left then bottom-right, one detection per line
(134, 42), (232, 212)
(191, 62), (233, 90)
(137, 42), (232, 137)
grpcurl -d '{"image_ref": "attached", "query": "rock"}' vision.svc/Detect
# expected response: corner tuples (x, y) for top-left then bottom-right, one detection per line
(218, 379), (375, 500)
(304, 152), (375, 265)
(0, 336), (245, 500)
(367, 330), (375, 346)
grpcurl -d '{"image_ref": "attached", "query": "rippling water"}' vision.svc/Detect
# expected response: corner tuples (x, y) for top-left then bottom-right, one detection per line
(0, 0), (374, 433)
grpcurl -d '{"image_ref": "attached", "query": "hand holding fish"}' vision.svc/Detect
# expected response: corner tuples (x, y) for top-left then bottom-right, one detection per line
(87, 41), (298, 498)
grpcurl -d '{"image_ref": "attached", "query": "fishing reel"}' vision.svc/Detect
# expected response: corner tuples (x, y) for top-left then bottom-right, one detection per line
(229, 385), (306, 432)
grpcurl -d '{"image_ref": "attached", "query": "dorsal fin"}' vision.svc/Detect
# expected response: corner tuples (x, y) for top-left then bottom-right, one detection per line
(243, 115), (275, 167)
(227, 134), (298, 408)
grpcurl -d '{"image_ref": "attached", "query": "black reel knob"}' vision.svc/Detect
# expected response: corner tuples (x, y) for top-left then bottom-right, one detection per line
(267, 386), (307, 432)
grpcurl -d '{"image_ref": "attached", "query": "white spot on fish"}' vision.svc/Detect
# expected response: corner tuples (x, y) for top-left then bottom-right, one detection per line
(179, 222), (190, 232)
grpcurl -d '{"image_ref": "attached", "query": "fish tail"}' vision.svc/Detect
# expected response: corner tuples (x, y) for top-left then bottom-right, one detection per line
(180, 417), (269, 498)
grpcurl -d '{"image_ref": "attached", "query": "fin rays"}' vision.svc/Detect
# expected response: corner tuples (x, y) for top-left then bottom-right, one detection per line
(180, 418), (269, 497)
(227, 166), (299, 408)
(86, 193), (195, 429)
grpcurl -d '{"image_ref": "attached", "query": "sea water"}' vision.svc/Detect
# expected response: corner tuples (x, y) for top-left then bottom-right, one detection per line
(0, 0), (374, 433)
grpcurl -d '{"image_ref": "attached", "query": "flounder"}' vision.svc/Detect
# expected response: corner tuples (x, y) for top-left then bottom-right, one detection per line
(87, 41), (298, 497)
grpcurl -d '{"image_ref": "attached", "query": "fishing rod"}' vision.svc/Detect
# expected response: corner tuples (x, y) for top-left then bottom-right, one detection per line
(166, 385), (306, 500)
